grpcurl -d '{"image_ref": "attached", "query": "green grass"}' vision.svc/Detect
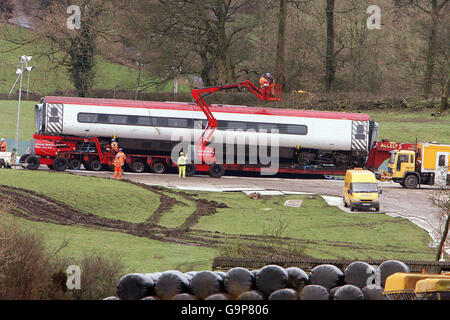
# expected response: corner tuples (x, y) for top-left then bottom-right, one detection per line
(0, 100), (35, 141)
(0, 170), (160, 223)
(369, 111), (450, 144)
(193, 192), (434, 261)
(0, 170), (436, 272)
(1, 213), (215, 273)
(0, 23), (188, 95)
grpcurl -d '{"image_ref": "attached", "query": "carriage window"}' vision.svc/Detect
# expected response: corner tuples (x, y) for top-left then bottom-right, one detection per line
(109, 115), (128, 124)
(156, 117), (168, 127)
(168, 118), (188, 128)
(138, 116), (154, 126)
(78, 113), (97, 123)
(228, 121), (247, 130)
(97, 114), (108, 123)
(286, 125), (307, 135)
(127, 116), (138, 125)
(258, 123), (279, 132)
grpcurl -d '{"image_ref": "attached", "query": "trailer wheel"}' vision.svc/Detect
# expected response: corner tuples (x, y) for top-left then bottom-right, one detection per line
(151, 162), (166, 174)
(186, 164), (196, 177)
(89, 159), (102, 171)
(209, 164), (225, 178)
(403, 174), (419, 189)
(26, 155), (40, 170)
(131, 161), (145, 173)
(19, 154), (29, 164)
(68, 159), (82, 170)
(0, 159), (5, 168)
(53, 157), (68, 172)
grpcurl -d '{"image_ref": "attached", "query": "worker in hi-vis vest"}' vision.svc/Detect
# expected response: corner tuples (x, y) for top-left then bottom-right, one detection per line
(113, 148), (126, 180)
(177, 151), (188, 179)
(0, 138), (7, 152)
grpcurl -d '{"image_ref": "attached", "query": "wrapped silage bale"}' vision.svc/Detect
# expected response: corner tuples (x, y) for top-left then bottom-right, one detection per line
(268, 288), (298, 300)
(255, 265), (289, 295)
(333, 285), (365, 300)
(224, 267), (255, 298)
(300, 285), (329, 300)
(379, 260), (410, 287)
(190, 271), (223, 300)
(286, 267), (309, 290)
(116, 273), (155, 300)
(155, 270), (190, 300)
(309, 264), (344, 291)
(236, 290), (266, 300)
(344, 261), (376, 289)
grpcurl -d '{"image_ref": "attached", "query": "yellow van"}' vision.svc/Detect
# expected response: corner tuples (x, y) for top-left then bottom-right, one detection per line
(343, 169), (381, 212)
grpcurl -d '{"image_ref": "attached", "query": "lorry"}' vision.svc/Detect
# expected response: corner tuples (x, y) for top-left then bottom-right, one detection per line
(386, 142), (450, 189)
(343, 168), (381, 212)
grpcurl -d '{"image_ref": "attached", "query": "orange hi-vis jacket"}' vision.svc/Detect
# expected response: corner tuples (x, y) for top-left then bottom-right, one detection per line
(259, 76), (268, 88)
(0, 141), (6, 152)
(114, 152), (126, 167)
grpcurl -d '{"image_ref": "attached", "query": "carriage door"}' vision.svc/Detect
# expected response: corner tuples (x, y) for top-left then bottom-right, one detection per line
(46, 104), (64, 134)
(435, 152), (449, 186)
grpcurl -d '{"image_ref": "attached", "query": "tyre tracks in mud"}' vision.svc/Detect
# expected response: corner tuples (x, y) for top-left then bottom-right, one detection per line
(0, 183), (430, 257)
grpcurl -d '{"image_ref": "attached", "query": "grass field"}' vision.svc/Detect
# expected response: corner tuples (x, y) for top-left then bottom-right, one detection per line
(0, 24), (186, 95)
(0, 170), (435, 273)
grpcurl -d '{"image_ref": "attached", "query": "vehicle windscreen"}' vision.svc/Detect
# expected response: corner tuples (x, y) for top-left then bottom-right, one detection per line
(388, 152), (396, 164)
(351, 183), (378, 193)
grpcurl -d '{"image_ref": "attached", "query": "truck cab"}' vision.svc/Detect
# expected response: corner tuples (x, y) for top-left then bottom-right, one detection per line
(343, 169), (381, 212)
(387, 143), (450, 189)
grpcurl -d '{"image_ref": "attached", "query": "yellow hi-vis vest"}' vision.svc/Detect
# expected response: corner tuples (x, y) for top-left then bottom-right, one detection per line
(178, 156), (187, 166)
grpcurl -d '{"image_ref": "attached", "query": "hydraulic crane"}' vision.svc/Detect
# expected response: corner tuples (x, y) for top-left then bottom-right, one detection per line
(191, 80), (282, 164)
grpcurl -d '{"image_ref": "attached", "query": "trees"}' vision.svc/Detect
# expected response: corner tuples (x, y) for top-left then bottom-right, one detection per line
(325, 0), (336, 92)
(275, 0), (288, 89)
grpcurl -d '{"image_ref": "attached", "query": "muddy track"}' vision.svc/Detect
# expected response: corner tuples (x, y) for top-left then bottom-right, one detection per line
(0, 184), (430, 257)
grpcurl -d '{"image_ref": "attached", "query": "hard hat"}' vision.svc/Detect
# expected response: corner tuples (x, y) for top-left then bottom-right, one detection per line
(119, 148), (123, 151)
(180, 152), (184, 156)
(266, 73), (271, 76)
(111, 139), (116, 142)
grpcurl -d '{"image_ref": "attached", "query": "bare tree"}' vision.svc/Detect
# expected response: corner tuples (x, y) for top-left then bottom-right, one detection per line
(429, 188), (450, 261)
(275, 0), (288, 90)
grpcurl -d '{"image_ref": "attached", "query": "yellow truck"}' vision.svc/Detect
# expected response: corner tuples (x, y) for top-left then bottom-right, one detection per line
(343, 169), (381, 212)
(387, 142), (450, 189)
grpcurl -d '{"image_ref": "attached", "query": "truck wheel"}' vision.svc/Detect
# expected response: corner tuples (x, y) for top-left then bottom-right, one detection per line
(89, 160), (102, 171)
(151, 162), (166, 174)
(403, 175), (419, 189)
(26, 155), (40, 170)
(68, 159), (82, 170)
(209, 164), (225, 178)
(186, 164), (196, 177)
(53, 157), (68, 172)
(131, 161), (145, 173)
(19, 154), (29, 164)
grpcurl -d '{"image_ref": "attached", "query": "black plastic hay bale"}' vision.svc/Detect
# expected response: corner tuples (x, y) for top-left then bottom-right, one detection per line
(171, 293), (197, 300)
(251, 269), (259, 277)
(236, 290), (266, 300)
(286, 267), (309, 290)
(309, 264), (344, 291)
(155, 270), (190, 300)
(379, 260), (410, 287)
(103, 296), (120, 300)
(224, 267), (255, 298)
(268, 288), (298, 300)
(344, 261), (376, 289)
(205, 293), (230, 300)
(184, 271), (198, 279)
(191, 271), (223, 300)
(362, 284), (385, 300)
(329, 286), (342, 300)
(215, 271), (227, 281)
(255, 265), (288, 295)
(333, 285), (365, 300)
(116, 273), (155, 300)
(141, 296), (159, 300)
(300, 285), (329, 300)
(146, 272), (161, 284)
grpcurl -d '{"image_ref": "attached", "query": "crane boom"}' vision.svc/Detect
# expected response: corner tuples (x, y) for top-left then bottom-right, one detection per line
(191, 80), (282, 163)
